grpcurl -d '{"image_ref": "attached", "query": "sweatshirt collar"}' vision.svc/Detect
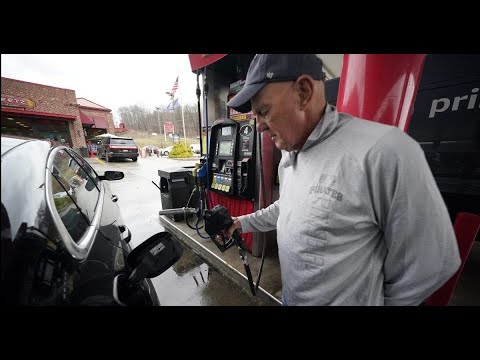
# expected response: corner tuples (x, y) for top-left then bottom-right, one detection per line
(282, 104), (340, 168)
(302, 103), (340, 152)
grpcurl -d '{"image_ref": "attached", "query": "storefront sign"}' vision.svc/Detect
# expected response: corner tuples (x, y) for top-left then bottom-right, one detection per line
(1, 94), (35, 109)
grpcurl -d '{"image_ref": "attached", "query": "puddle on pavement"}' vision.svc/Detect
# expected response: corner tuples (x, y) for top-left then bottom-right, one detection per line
(150, 242), (277, 306)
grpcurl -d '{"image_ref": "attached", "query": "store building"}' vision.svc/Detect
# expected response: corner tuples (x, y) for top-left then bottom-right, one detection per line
(1, 77), (115, 153)
(77, 97), (115, 142)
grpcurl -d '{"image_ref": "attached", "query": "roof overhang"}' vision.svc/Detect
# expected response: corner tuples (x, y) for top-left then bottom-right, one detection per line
(1, 108), (76, 121)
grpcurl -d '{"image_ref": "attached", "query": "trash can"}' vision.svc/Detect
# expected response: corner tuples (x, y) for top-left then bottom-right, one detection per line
(158, 167), (194, 222)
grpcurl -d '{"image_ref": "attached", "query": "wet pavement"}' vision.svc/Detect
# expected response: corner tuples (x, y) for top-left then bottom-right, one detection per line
(152, 242), (274, 306)
(87, 155), (279, 306)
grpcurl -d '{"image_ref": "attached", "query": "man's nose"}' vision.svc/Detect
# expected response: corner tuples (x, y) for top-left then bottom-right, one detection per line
(256, 121), (268, 133)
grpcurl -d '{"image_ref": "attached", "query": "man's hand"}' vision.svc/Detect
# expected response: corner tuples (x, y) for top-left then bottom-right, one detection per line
(226, 216), (242, 238)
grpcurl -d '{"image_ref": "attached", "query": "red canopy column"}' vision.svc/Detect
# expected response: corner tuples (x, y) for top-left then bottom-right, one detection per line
(336, 54), (426, 132)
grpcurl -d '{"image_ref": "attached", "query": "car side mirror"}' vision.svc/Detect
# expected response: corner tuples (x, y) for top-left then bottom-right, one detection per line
(100, 171), (124, 181)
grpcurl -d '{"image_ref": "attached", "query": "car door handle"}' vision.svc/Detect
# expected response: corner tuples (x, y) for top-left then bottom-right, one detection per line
(111, 195), (118, 202)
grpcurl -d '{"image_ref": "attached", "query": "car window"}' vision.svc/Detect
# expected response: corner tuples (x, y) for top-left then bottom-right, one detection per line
(68, 149), (100, 189)
(110, 138), (136, 146)
(50, 149), (100, 243)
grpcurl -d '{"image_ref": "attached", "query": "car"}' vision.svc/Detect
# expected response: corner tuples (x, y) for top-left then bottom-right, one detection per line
(0, 135), (182, 305)
(97, 136), (139, 162)
(159, 145), (174, 156)
(190, 143), (201, 154)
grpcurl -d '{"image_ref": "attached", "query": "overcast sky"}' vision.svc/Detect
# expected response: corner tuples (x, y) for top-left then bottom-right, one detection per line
(1, 54), (199, 123)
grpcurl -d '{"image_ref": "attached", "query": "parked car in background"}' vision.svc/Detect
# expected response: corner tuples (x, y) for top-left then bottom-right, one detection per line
(1, 135), (182, 305)
(97, 136), (139, 162)
(190, 143), (201, 154)
(159, 145), (174, 156)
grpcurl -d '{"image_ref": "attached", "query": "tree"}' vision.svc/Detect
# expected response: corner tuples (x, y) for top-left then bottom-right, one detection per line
(118, 103), (200, 138)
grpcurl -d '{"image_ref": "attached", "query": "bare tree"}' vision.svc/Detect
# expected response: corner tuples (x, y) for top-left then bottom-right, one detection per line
(118, 103), (199, 138)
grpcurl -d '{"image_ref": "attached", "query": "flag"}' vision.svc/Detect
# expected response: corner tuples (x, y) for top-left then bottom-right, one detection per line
(171, 76), (179, 96)
(166, 98), (180, 111)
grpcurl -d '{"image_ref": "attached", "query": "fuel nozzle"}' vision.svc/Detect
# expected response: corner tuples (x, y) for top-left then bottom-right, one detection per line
(203, 205), (256, 295)
(204, 205), (244, 252)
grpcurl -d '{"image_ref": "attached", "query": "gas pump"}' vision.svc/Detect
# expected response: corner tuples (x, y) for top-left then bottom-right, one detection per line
(208, 118), (239, 197)
(208, 118), (256, 200)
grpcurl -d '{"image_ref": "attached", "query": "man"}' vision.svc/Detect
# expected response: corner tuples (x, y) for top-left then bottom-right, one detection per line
(226, 54), (460, 306)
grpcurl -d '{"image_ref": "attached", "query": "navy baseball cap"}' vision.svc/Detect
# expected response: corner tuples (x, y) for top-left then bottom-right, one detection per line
(227, 54), (325, 113)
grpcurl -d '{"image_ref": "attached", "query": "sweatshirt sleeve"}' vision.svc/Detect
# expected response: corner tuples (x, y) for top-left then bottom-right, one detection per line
(365, 128), (461, 306)
(238, 200), (280, 233)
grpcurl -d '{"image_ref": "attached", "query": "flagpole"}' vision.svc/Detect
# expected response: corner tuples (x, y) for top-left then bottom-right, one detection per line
(166, 90), (175, 142)
(179, 75), (187, 146)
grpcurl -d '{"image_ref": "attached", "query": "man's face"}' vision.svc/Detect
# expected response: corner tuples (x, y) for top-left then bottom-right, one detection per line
(251, 81), (306, 152)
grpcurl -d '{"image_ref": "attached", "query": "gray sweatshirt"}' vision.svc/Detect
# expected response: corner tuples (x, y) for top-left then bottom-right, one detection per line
(239, 104), (461, 306)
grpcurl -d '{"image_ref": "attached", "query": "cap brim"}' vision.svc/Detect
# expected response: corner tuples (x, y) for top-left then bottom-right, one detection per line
(227, 82), (266, 113)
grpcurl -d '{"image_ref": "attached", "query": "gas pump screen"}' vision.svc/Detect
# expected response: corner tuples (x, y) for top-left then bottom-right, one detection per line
(218, 140), (232, 155)
(221, 126), (232, 136)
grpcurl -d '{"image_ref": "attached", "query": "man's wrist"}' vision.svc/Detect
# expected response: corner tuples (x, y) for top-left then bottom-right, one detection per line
(237, 216), (247, 233)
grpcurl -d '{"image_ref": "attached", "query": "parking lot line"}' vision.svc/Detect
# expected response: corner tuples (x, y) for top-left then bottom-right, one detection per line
(94, 157), (106, 165)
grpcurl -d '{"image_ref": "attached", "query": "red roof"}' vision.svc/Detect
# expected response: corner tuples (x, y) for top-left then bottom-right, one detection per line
(77, 98), (111, 111)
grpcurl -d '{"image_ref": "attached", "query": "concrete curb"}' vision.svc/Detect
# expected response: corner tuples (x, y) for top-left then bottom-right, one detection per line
(159, 215), (281, 305)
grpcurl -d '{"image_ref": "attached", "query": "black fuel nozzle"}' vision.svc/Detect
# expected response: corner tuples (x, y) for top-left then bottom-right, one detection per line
(204, 205), (246, 252)
(204, 205), (257, 296)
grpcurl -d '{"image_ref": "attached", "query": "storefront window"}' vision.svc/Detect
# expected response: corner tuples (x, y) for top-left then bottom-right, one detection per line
(1, 115), (72, 147)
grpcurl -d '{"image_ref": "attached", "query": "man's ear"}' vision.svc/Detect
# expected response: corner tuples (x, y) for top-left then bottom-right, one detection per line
(296, 75), (314, 107)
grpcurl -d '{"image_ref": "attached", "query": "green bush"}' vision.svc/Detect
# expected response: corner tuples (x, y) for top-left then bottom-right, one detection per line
(169, 143), (193, 158)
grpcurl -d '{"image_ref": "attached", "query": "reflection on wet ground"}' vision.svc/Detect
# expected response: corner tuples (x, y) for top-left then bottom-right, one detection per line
(151, 243), (276, 306)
